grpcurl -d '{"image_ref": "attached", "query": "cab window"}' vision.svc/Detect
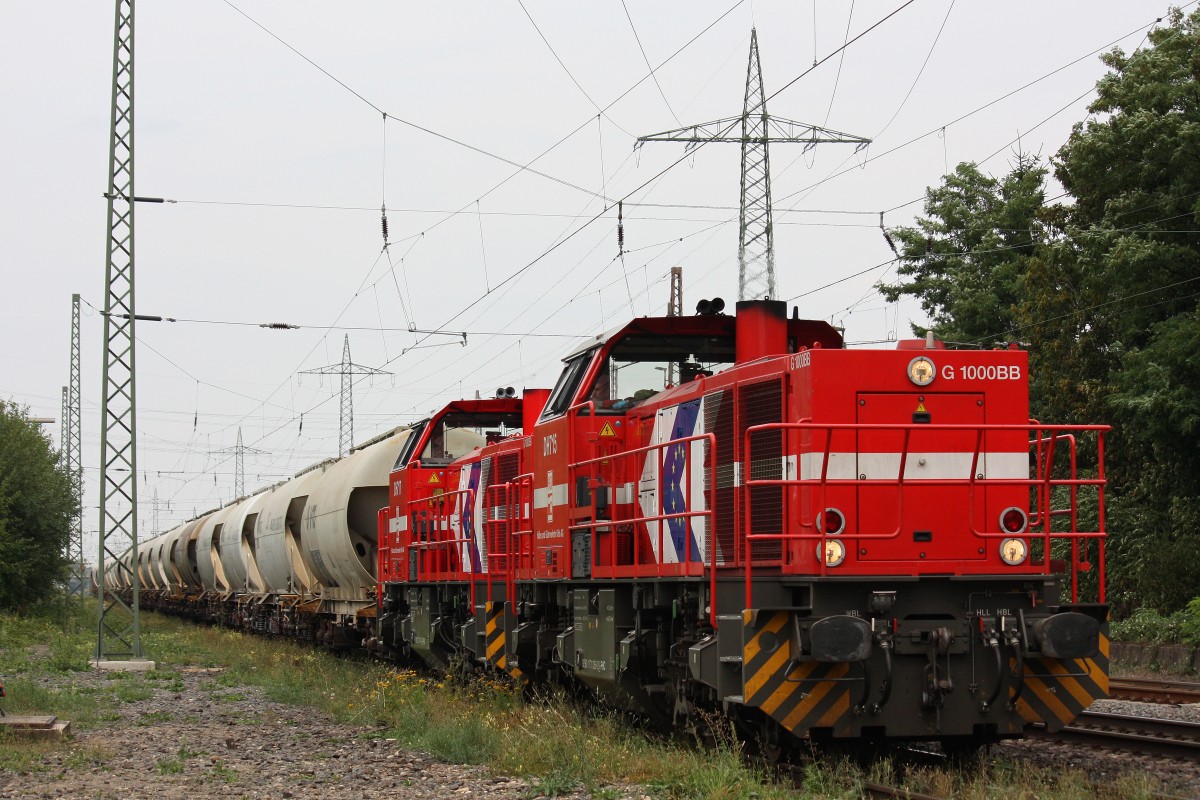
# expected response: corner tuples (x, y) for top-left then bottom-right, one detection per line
(540, 351), (594, 420)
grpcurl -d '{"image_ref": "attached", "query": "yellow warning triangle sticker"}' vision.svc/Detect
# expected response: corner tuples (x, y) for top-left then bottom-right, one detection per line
(915, 402), (927, 413)
(427, 472), (441, 484)
(599, 422), (617, 438)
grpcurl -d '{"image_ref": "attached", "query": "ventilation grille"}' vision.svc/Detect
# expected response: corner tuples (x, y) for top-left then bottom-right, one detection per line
(739, 380), (783, 562)
(477, 458), (493, 572)
(704, 388), (736, 566)
(496, 452), (521, 485)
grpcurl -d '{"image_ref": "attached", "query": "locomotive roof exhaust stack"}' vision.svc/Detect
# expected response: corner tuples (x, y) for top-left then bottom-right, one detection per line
(736, 299), (788, 364)
(521, 388), (551, 432)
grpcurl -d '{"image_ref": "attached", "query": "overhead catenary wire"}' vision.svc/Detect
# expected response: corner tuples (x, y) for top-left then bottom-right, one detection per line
(137, 0), (932, 481)
(132, 1), (754, 454)
(869, 4), (1196, 216)
(129, 3), (1180, 491)
(821, 0), (855, 128)
(367, 0), (919, 376)
(516, 0), (635, 138)
(133, 0), (1171, 520)
(873, 0), (957, 140)
(620, 0), (683, 126)
(222, 0), (614, 208)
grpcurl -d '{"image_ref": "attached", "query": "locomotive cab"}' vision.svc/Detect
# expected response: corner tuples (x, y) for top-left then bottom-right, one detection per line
(375, 395), (547, 667)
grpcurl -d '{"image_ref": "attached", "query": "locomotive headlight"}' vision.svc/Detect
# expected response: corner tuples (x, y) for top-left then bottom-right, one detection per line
(820, 539), (846, 567)
(999, 537), (1028, 566)
(907, 356), (936, 386)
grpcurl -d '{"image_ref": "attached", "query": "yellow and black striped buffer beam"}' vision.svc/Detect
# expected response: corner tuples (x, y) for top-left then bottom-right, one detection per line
(742, 610), (854, 737)
(1015, 631), (1110, 732)
(484, 600), (524, 683)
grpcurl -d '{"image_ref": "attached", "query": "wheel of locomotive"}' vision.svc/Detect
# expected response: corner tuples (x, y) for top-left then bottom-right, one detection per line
(755, 717), (793, 767)
(448, 649), (476, 684)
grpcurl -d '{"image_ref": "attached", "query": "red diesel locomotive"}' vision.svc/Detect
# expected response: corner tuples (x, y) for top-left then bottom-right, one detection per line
(375, 299), (1110, 750)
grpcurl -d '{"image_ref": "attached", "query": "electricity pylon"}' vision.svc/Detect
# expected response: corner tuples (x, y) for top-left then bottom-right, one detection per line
(302, 335), (391, 457)
(667, 266), (683, 385)
(637, 28), (871, 301)
(66, 294), (83, 604)
(215, 427), (267, 499)
(96, 0), (143, 661)
(668, 266), (683, 317)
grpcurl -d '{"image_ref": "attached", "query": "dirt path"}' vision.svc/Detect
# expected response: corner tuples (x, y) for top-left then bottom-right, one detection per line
(0, 667), (628, 800)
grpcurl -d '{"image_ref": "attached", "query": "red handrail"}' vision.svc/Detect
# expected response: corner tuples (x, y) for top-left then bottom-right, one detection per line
(407, 487), (478, 608)
(742, 421), (1110, 610)
(569, 432), (719, 627)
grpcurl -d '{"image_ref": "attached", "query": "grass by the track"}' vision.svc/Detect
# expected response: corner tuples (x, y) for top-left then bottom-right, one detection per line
(0, 601), (1169, 799)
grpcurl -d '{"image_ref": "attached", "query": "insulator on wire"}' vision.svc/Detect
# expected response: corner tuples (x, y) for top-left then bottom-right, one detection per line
(882, 230), (898, 257)
(617, 200), (625, 252)
(880, 211), (900, 258)
(381, 208), (389, 243)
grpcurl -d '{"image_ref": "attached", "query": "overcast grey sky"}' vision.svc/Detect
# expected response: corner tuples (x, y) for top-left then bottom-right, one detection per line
(0, 1), (1169, 555)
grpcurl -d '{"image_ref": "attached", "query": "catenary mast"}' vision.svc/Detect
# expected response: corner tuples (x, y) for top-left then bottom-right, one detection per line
(637, 29), (871, 301)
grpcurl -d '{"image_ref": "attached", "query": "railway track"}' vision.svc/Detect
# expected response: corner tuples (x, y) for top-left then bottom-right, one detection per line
(1032, 709), (1200, 759)
(1109, 677), (1200, 705)
(863, 782), (944, 800)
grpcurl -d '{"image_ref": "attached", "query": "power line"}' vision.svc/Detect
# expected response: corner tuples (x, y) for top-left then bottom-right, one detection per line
(772, 6), (1182, 215)
(361, 1), (915, 383)
(222, 0), (613, 207)
(147, 0), (931, 501)
(516, 0), (634, 138)
(876, 0), (956, 139)
(821, 0), (856, 128)
(169, 196), (884, 218)
(620, 0), (683, 126)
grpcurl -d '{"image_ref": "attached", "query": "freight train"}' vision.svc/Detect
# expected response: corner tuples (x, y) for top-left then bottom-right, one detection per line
(117, 299), (1110, 753)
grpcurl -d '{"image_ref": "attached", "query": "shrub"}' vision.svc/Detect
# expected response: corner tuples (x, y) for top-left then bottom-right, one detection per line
(1110, 607), (1185, 644)
(1180, 597), (1200, 647)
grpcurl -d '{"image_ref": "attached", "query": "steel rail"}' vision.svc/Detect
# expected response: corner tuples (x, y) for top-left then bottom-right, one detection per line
(1109, 677), (1200, 705)
(1031, 709), (1200, 759)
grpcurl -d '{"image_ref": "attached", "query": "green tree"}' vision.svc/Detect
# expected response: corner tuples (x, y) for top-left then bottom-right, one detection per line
(880, 156), (1048, 344)
(1044, 7), (1200, 612)
(882, 8), (1200, 612)
(0, 399), (75, 610)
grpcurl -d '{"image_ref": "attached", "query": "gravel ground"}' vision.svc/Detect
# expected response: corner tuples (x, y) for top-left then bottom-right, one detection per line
(2, 663), (1197, 799)
(999, 695), (1200, 798)
(0, 667), (644, 800)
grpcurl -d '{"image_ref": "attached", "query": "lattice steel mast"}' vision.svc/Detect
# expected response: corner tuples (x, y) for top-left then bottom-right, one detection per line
(302, 335), (391, 457)
(215, 427), (266, 499)
(96, 0), (143, 661)
(68, 294), (83, 601)
(666, 266), (683, 385)
(69, 293), (83, 600)
(637, 29), (871, 301)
